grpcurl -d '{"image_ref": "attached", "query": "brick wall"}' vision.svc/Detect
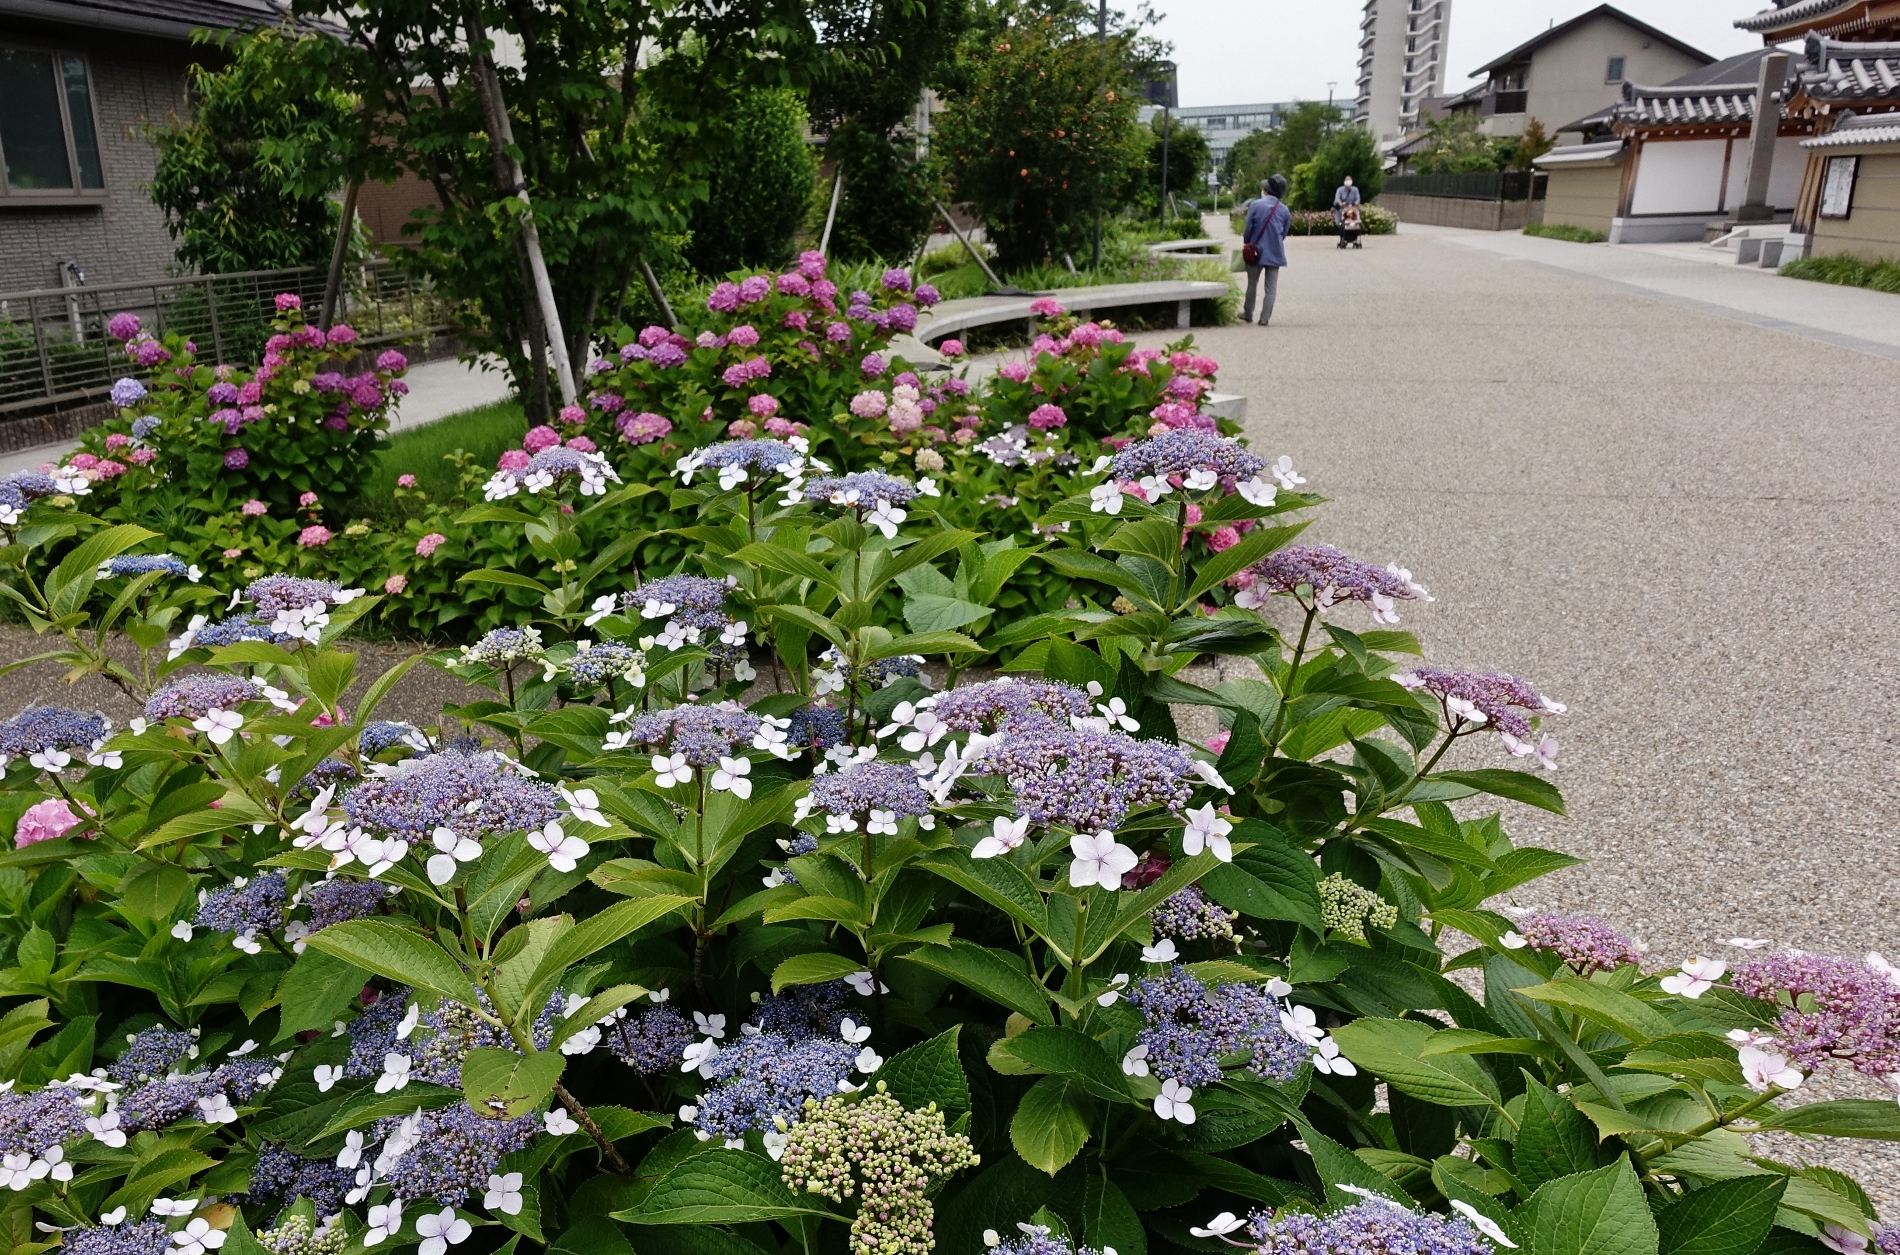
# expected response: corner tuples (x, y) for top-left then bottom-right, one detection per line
(0, 33), (195, 292)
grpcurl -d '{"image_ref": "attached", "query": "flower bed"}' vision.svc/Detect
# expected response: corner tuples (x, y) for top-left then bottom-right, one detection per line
(0, 257), (1893, 1254)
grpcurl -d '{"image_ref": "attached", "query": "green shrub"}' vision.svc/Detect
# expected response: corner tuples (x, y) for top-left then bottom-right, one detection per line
(1780, 251), (1900, 293)
(686, 89), (819, 276)
(1524, 221), (1608, 243)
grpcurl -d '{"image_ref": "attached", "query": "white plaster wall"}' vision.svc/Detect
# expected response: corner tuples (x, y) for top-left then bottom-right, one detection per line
(1630, 139), (1728, 215)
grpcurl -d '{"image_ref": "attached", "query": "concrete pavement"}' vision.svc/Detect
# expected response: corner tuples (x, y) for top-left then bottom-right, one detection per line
(1140, 224), (1900, 1198)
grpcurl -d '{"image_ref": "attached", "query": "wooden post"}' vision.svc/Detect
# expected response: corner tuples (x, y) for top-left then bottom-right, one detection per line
(320, 179), (361, 332)
(819, 173), (844, 257)
(639, 258), (677, 329)
(466, 15), (577, 406)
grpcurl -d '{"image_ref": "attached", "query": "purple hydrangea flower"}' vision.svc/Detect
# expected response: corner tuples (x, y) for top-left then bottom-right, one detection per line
(649, 342), (687, 368)
(915, 284), (940, 307)
(1731, 953), (1900, 1078)
(144, 673), (262, 721)
(754, 982), (850, 1040)
(626, 703), (761, 766)
(607, 1004), (693, 1074)
(246, 576), (346, 616)
(110, 378), (146, 408)
(187, 615), (296, 649)
(808, 760), (931, 820)
(340, 749), (562, 844)
(1236, 545), (1428, 622)
(1394, 667), (1563, 741)
(561, 641), (640, 687)
(1109, 429), (1267, 484)
(0, 706), (108, 758)
(1512, 913), (1641, 975)
(195, 873), (287, 936)
(379, 1103), (538, 1206)
(131, 416), (161, 439)
(304, 879), (390, 931)
(223, 448), (250, 470)
(344, 992), (410, 1078)
(1127, 966), (1310, 1087)
(929, 680), (1094, 734)
(803, 471), (916, 507)
(1152, 885), (1239, 942)
(860, 353), (887, 377)
(104, 554), (189, 578)
(788, 703), (846, 752)
(1241, 1202), (1491, 1255)
(738, 275), (772, 303)
(118, 1057), (281, 1133)
(109, 1025), (197, 1084)
(0, 1087), (94, 1153)
(624, 574), (733, 632)
(696, 439), (800, 476)
(880, 268), (912, 292)
(106, 313), (142, 343)
(692, 1032), (859, 1138)
(886, 303), (918, 333)
(983, 726), (1195, 832)
(246, 1143), (355, 1216)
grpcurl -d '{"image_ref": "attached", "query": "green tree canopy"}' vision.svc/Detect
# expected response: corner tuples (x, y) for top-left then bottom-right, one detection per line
(148, 26), (367, 274)
(1299, 125), (1386, 209)
(1409, 111), (1516, 173)
(1137, 108), (1210, 217)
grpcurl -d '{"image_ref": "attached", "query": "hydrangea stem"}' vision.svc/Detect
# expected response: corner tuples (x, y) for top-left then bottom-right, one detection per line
(553, 1081), (637, 1177)
(1263, 604), (1317, 755)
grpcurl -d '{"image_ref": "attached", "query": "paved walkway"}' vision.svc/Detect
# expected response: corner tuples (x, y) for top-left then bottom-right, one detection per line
(1148, 223), (1900, 1196)
(0, 354), (514, 476)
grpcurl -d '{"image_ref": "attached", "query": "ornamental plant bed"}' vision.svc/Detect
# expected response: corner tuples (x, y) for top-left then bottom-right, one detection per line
(0, 336), (1895, 1253)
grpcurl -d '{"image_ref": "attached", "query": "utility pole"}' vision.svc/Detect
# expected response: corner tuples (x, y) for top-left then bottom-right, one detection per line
(1092, 0), (1107, 269)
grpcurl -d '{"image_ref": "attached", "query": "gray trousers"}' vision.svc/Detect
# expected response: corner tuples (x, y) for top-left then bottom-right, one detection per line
(1242, 264), (1281, 325)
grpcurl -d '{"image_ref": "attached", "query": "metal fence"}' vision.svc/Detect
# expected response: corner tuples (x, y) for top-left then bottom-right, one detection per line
(0, 263), (456, 417)
(1383, 170), (1547, 202)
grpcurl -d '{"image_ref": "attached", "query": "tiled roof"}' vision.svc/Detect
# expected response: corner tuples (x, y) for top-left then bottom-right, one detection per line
(1533, 139), (1626, 167)
(1802, 109), (1900, 146)
(0, 0), (312, 39)
(1736, 0), (1858, 34)
(1617, 80), (1763, 125)
(1798, 34), (1900, 101)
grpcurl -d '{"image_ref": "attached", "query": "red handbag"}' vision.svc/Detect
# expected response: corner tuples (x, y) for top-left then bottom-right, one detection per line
(1243, 242), (1260, 265)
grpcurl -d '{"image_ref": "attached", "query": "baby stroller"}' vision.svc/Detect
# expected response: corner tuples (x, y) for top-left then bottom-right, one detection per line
(1337, 205), (1364, 249)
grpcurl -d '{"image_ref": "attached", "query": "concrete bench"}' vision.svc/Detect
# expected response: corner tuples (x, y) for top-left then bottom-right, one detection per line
(914, 280), (1232, 344)
(1146, 238), (1223, 256)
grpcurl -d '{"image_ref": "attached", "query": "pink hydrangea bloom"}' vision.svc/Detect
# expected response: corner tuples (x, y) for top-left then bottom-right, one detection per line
(70, 453), (98, 469)
(497, 449), (532, 471)
(416, 533), (446, 557)
(999, 362), (1030, 383)
(1028, 298), (1065, 317)
(940, 339), (965, 358)
(748, 394), (780, 418)
(1027, 403), (1067, 431)
(128, 448), (157, 466)
(558, 404), (586, 425)
(1206, 526), (1241, 553)
(298, 491), (319, 507)
(94, 460), (126, 479)
(616, 412), (672, 445)
(222, 548), (242, 559)
(728, 325), (760, 347)
(522, 425), (561, 453)
(298, 525), (333, 548)
(782, 310), (808, 330)
(397, 474), (416, 487)
(384, 574), (408, 594)
(274, 293), (302, 312)
(326, 324), (357, 346)
(242, 499), (269, 515)
(850, 390), (888, 419)
(107, 312), (141, 342)
(105, 433), (131, 450)
(565, 436), (597, 453)
(727, 419), (759, 438)
(1206, 729), (1232, 754)
(763, 417), (803, 438)
(16, 798), (87, 845)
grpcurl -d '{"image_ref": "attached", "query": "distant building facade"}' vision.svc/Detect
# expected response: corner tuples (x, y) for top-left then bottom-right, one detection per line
(0, 0), (297, 292)
(1357, 0), (1454, 142)
(1138, 102), (1302, 187)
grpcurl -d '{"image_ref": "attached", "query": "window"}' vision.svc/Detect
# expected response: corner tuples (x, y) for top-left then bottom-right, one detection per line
(0, 46), (105, 198)
(1820, 155), (1858, 218)
(1606, 56), (1626, 83)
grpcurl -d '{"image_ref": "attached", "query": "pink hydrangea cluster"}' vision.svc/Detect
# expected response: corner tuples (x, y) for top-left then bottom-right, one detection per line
(850, 390), (888, 419)
(1028, 403), (1067, 431)
(416, 532), (447, 557)
(298, 525), (333, 548)
(748, 394), (780, 419)
(523, 425), (562, 453)
(617, 412), (672, 445)
(721, 357), (771, 388)
(15, 798), (88, 845)
(498, 449), (532, 471)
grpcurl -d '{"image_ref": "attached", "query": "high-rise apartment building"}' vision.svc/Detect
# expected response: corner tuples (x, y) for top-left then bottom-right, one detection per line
(1356, 0), (1454, 141)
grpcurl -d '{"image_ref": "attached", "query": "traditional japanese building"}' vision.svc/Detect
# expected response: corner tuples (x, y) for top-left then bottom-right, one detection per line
(1781, 34), (1900, 259)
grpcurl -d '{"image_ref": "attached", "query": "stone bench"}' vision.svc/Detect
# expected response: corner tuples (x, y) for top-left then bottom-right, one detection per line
(914, 280), (1233, 344)
(1146, 237), (1223, 256)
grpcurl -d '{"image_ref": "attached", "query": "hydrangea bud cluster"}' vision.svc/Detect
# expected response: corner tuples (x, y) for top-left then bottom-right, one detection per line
(1151, 885), (1239, 943)
(0, 1086), (94, 1153)
(607, 1004), (694, 1074)
(755, 982), (851, 1039)
(787, 704), (847, 752)
(1109, 430), (1268, 488)
(988, 1228), (1109, 1255)
(777, 1090), (978, 1255)
(303, 879), (390, 931)
(982, 726), (1195, 833)
(690, 1032), (861, 1139)
(803, 472), (918, 509)
(928, 679), (1095, 734)
(1507, 913), (1641, 975)
(624, 574), (736, 636)
(407, 992), (562, 1086)
(360, 721), (426, 758)
(247, 576), (355, 618)
(1730, 953), (1900, 1078)
(0, 471), (63, 525)
(1237, 1202), (1491, 1255)
(340, 749), (563, 845)
(1317, 874), (1398, 943)
(100, 554), (194, 579)
(257, 1213), (346, 1255)
(1232, 545), (1430, 625)
(117, 1054), (283, 1133)
(675, 439), (808, 490)
(344, 992), (411, 1078)
(176, 614), (297, 652)
(144, 673), (261, 722)
(551, 641), (642, 689)
(1126, 967), (1310, 1088)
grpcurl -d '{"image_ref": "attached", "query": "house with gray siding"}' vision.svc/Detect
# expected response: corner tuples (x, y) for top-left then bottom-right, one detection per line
(0, 0), (282, 293)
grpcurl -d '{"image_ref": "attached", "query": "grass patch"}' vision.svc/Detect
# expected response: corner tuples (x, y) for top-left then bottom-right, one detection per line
(1780, 252), (1900, 294)
(1524, 222), (1607, 243)
(355, 397), (526, 517)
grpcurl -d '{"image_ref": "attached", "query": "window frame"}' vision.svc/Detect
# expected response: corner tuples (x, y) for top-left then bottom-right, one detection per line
(1606, 56), (1626, 84)
(0, 41), (108, 203)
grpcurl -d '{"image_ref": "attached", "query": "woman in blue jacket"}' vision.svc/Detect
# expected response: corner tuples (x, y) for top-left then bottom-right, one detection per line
(1241, 174), (1292, 327)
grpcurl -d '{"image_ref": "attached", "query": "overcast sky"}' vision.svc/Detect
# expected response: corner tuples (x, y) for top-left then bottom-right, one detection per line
(1147, 0), (1766, 107)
